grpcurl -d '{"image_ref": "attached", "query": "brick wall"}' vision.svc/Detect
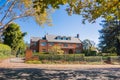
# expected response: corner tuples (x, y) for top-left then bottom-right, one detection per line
(30, 39), (83, 54)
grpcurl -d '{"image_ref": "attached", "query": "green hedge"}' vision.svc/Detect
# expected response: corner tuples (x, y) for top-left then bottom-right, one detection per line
(38, 54), (85, 62)
(0, 44), (11, 58)
(34, 52), (120, 64)
(0, 44), (11, 54)
(84, 56), (102, 62)
(109, 56), (120, 62)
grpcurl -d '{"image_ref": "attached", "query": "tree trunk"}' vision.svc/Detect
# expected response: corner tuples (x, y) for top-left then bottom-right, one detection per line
(116, 39), (120, 56)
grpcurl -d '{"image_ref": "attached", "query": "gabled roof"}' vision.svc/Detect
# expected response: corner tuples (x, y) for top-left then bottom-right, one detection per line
(31, 37), (41, 42)
(45, 34), (81, 43)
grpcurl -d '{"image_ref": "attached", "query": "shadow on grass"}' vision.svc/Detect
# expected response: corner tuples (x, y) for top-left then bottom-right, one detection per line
(0, 68), (120, 80)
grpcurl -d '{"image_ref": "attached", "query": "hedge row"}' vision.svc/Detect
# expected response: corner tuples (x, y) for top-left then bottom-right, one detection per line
(0, 44), (11, 55)
(38, 54), (120, 63)
(39, 54), (84, 62)
(0, 44), (11, 58)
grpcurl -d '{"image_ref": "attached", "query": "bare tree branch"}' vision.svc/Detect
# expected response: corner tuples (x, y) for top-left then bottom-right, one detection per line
(0, 0), (17, 24)
(0, 13), (31, 33)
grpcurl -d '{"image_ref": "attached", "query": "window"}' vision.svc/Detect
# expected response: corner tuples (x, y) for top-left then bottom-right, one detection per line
(59, 43), (62, 46)
(76, 49), (81, 53)
(57, 36), (61, 40)
(33, 42), (37, 46)
(63, 36), (66, 40)
(41, 42), (47, 46)
(68, 37), (71, 40)
(70, 44), (72, 46)
(42, 49), (46, 52)
(49, 42), (54, 46)
(64, 43), (68, 47)
(76, 44), (81, 47)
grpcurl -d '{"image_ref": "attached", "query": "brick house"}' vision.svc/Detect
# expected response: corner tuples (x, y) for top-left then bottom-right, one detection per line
(30, 34), (83, 54)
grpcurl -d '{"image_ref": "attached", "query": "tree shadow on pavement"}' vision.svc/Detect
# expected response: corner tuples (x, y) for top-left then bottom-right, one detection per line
(0, 68), (120, 80)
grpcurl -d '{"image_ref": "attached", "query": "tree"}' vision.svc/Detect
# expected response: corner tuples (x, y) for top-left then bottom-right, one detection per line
(99, 19), (120, 55)
(82, 39), (96, 56)
(2, 22), (27, 56)
(1, 0), (120, 33)
(82, 39), (95, 50)
(48, 45), (64, 54)
(0, 37), (2, 43)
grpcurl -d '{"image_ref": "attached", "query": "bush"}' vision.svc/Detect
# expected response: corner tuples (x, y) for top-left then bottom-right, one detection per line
(85, 51), (97, 56)
(102, 56), (120, 64)
(110, 56), (120, 62)
(101, 53), (117, 56)
(0, 44), (11, 59)
(48, 45), (64, 54)
(0, 44), (11, 55)
(84, 56), (102, 62)
(108, 53), (117, 56)
(38, 54), (85, 62)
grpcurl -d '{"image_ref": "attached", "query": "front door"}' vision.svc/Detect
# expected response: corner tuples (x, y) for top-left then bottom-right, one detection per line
(69, 49), (73, 54)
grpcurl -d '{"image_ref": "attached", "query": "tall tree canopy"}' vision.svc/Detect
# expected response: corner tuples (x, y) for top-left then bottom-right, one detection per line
(99, 20), (120, 55)
(82, 39), (96, 51)
(0, 0), (120, 33)
(82, 39), (96, 56)
(2, 22), (27, 55)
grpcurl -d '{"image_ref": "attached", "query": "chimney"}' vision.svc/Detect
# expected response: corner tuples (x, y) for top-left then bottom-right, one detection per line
(77, 34), (79, 38)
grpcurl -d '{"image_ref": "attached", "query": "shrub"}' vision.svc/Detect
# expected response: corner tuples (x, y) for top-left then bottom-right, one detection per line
(48, 45), (64, 54)
(38, 54), (85, 62)
(110, 56), (120, 62)
(84, 56), (102, 62)
(101, 53), (117, 56)
(85, 51), (97, 56)
(0, 44), (11, 55)
(108, 53), (117, 56)
(0, 44), (11, 59)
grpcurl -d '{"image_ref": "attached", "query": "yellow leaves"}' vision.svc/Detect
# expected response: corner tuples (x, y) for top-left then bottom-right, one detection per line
(49, 45), (64, 54)
(90, 47), (96, 51)
(21, 0), (32, 8)
(20, 0), (120, 25)
(34, 8), (53, 27)
(105, 15), (114, 21)
(34, 10), (47, 25)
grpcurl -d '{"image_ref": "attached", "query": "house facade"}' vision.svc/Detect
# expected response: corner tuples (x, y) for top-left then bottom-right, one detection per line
(30, 34), (83, 54)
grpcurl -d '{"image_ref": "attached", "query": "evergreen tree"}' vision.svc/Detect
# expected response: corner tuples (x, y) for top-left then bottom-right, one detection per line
(99, 19), (120, 55)
(2, 22), (27, 56)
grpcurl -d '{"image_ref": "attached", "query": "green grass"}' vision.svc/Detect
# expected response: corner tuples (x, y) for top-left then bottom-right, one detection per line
(26, 60), (42, 64)
(0, 52), (15, 61)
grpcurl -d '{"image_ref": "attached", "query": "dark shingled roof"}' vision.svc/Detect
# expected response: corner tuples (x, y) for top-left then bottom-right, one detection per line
(31, 37), (41, 42)
(45, 34), (81, 43)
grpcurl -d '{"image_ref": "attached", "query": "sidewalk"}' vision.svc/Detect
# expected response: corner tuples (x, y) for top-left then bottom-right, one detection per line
(0, 58), (120, 70)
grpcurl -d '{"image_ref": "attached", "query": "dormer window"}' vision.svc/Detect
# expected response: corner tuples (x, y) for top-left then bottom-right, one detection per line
(68, 37), (71, 40)
(55, 36), (61, 40)
(63, 36), (66, 40)
(61, 37), (63, 40)
(55, 36), (71, 40)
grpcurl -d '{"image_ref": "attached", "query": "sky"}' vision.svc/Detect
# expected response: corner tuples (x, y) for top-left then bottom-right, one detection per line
(0, 1), (103, 46)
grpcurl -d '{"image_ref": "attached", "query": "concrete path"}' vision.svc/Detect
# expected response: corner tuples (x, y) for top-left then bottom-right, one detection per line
(0, 58), (120, 70)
